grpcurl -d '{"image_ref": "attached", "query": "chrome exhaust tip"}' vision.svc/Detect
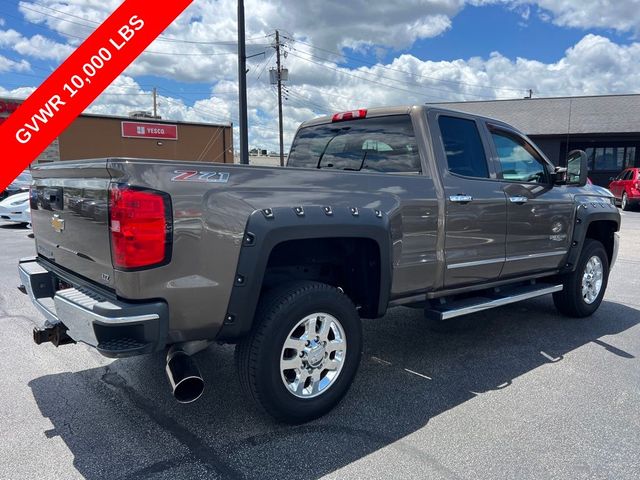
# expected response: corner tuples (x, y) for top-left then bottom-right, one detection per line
(165, 347), (204, 404)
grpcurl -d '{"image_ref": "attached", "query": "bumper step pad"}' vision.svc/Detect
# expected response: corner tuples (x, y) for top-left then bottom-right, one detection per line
(97, 337), (150, 356)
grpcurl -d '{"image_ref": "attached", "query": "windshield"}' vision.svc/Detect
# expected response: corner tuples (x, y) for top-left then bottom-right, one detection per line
(287, 115), (421, 174)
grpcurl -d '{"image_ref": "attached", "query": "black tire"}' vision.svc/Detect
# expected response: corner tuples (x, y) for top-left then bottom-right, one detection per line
(621, 192), (630, 211)
(235, 281), (362, 424)
(553, 239), (609, 318)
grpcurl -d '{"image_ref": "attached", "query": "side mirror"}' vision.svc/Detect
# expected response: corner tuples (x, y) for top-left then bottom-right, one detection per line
(563, 150), (589, 187)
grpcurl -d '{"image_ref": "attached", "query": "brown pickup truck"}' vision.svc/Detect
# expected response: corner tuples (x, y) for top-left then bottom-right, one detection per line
(19, 105), (620, 423)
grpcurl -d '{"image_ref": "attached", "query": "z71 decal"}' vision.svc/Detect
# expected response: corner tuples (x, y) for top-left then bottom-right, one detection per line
(171, 170), (230, 183)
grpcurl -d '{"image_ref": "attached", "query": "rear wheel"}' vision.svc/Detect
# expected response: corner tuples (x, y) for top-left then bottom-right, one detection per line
(553, 239), (609, 317)
(621, 192), (630, 211)
(235, 281), (362, 423)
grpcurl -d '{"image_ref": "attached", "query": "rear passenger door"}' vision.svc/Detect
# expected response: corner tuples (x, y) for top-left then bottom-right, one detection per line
(429, 111), (507, 288)
(486, 125), (574, 277)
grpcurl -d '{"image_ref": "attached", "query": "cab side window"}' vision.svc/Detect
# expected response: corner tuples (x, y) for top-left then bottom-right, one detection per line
(438, 116), (489, 178)
(491, 130), (549, 184)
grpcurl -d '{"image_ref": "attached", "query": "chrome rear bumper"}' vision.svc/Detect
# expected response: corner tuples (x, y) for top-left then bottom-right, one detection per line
(18, 258), (168, 357)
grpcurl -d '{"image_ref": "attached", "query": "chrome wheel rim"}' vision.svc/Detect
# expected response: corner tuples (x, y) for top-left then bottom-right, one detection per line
(280, 313), (347, 399)
(582, 255), (604, 305)
(622, 194), (627, 209)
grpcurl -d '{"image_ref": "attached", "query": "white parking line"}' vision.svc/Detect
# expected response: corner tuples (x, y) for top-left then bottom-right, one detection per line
(540, 350), (561, 362)
(404, 368), (432, 380)
(370, 356), (392, 366)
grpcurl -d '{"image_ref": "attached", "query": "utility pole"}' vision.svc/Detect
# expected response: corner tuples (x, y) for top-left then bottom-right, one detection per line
(275, 30), (285, 167)
(237, 0), (249, 164)
(152, 87), (158, 118)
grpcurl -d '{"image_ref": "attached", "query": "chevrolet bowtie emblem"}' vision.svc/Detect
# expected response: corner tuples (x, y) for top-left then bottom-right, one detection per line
(51, 214), (65, 233)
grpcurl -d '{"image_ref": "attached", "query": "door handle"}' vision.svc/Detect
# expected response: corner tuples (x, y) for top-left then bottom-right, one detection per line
(509, 196), (528, 204)
(449, 195), (473, 204)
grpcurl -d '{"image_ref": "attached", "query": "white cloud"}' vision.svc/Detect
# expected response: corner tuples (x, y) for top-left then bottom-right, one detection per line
(476, 1), (640, 34)
(0, 28), (73, 61)
(532, 0), (640, 33)
(0, 54), (30, 73)
(0, 85), (36, 98)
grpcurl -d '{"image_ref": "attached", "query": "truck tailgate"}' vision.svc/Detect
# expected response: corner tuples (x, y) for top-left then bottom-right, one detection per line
(31, 161), (114, 288)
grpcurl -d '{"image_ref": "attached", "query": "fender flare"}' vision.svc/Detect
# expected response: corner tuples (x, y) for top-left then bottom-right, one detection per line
(563, 200), (620, 273)
(216, 205), (393, 341)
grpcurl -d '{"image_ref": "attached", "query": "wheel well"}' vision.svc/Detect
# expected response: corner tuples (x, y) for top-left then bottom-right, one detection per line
(585, 220), (617, 264)
(263, 238), (381, 318)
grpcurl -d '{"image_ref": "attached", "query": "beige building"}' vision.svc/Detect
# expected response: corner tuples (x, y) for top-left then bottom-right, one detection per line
(1, 97), (233, 164)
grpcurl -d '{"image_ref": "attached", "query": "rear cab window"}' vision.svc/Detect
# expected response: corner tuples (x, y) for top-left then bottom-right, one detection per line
(287, 115), (422, 174)
(438, 116), (489, 178)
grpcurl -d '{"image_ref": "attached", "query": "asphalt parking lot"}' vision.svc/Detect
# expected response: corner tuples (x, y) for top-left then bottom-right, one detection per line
(1, 210), (639, 480)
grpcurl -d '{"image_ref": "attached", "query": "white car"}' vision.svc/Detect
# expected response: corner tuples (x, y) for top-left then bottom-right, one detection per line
(0, 192), (31, 226)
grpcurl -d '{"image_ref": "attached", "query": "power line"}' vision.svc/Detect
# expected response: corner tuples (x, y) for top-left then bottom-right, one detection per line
(196, 125), (226, 161)
(288, 51), (459, 102)
(15, 2), (270, 45)
(282, 86), (332, 114)
(255, 50), (276, 80)
(290, 48), (496, 100)
(0, 7), (251, 57)
(283, 35), (529, 95)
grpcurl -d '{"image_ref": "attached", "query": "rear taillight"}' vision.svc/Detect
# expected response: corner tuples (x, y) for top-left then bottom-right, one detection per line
(109, 185), (172, 270)
(29, 185), (38, 210)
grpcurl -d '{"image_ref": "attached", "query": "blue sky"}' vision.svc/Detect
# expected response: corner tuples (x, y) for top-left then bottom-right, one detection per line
(405, 4), (632, 64)
(1, 1), (639, 150)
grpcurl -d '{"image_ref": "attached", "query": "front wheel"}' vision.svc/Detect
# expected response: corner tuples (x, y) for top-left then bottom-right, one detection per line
(235, 281), (362, 423)
(553, 239), (609, 317)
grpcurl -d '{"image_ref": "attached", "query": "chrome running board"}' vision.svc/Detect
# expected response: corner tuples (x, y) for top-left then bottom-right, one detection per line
(425, 283), (563, 321)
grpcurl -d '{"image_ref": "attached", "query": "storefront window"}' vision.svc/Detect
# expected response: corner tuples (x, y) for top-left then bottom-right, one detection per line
(626, 147), (636, 168)
(571, 144), (638, 172)
(585, 148), (595, 170)
(594, 147), (627, 171)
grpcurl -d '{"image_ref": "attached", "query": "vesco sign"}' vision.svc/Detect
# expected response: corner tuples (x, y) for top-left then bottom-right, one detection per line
(0, 100), (21, 114)
(121, 121), (178, 140)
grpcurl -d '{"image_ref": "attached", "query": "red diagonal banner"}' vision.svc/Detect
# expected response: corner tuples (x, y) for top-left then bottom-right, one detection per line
(0, 0), (194, 190)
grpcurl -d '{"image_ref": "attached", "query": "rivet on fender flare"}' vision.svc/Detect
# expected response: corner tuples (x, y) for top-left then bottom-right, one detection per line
(244, 233), (256, 245)
(262, 208), (274, 218)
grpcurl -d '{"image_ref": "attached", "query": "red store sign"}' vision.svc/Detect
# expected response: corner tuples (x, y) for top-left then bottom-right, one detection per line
(121, 121), (178, 140)
(0, 100), (21, 114)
